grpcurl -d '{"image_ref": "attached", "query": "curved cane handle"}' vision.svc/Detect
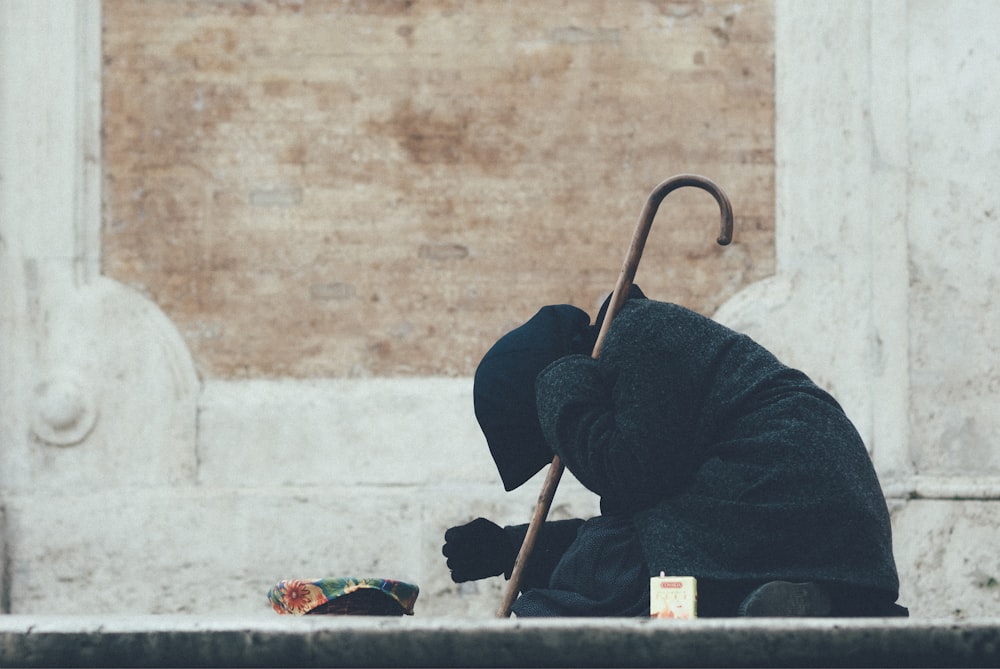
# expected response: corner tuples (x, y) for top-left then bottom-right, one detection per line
(590, 174), (734, 358)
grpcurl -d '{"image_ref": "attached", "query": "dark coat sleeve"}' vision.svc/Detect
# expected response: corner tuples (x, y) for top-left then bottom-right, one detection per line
(534, 352), (692, 513)
(503, 519), (585, 591)
(534, 300), (747, 512)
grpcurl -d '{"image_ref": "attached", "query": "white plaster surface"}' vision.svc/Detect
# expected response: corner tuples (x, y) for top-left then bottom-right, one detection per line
(892, 500), (1000, 619)
(2, 0), (1000, 622)
(905, 1), (1000, 477)
(196, 378), (491, 488)
(0, 470), (598, 618)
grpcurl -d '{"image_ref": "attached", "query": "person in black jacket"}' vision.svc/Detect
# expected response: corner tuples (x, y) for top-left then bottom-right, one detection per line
(443, 289), (907, 617)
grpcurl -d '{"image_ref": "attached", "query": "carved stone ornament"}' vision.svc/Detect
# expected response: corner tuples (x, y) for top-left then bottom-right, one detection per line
(30, 371), (98, 447)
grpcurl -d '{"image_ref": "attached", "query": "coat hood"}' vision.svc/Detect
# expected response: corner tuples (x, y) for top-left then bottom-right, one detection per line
(473, 304), (591, 491)
(473, 287), (646, 491)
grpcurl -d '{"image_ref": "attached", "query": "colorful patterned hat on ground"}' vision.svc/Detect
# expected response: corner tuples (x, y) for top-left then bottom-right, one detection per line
(269, 578), (419, 616)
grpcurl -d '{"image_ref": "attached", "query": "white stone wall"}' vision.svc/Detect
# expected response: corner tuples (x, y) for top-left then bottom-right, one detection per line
(715, 1), (1000, 617)
(2, 0), (998, 619)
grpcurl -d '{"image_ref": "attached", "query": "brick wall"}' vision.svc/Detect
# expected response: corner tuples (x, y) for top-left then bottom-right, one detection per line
(101, 0), (775, 379)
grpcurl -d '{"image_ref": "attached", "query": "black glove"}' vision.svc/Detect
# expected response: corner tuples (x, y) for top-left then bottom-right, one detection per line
(442, 518), (516, 583)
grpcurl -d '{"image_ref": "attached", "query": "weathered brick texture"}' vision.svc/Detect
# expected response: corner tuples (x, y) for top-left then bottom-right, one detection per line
(102, 0), (775, 378)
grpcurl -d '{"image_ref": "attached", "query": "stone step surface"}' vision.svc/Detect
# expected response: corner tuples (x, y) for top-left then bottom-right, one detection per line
(1, 615), (998, 668)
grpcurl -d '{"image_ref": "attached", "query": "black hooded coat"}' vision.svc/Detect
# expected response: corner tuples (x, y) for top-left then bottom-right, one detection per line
(473, 295), (904, 616)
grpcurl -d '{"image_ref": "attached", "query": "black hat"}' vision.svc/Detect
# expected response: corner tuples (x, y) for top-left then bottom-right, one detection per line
(473, 304), (591, 491)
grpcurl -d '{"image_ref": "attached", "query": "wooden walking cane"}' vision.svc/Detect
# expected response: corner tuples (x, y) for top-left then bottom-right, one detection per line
(496, 174), (735, 618)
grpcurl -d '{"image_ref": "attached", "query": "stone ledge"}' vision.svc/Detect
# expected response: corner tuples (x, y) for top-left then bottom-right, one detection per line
(1, 616), (998, 668)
